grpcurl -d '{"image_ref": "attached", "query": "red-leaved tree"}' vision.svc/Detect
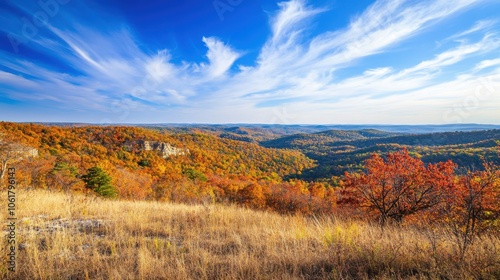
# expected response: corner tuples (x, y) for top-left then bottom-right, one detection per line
(342, 148), (456, 226)
(438, 163), (500, 258)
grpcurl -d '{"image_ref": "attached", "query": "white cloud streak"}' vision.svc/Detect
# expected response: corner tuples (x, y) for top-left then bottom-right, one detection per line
(201, 37), (241, 78)
(0, 0), (498, 124)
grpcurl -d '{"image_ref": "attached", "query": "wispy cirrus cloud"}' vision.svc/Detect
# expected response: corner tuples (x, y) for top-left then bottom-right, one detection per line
(448, 18), (498, 40)
(204, 0), (492, 102)
(0, 0), (498, 123)
(474, 58), (500, 71)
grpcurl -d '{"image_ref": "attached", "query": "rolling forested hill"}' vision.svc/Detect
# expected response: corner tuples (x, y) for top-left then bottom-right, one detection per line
(0, 122), (315, 202)
(261, 129), (401, 151)
(262, 129), (500, 180)
(5, 122), (500, 182)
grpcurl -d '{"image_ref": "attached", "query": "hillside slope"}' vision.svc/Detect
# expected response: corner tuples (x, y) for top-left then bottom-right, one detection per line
(263, 129), (500, 179)
(0, 122), (314, 201)
(261, 129), (400, 152)
(2, 189), (498, 279)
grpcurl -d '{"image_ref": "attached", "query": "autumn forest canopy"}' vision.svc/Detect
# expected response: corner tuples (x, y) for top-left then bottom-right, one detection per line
(1, 122), (500, 247)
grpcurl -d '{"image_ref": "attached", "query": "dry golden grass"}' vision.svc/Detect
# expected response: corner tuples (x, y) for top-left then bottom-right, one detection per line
(1, 189), (499, 279)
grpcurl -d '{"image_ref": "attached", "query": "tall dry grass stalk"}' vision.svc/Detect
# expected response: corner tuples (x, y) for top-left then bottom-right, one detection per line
(1, 189), (499, 279)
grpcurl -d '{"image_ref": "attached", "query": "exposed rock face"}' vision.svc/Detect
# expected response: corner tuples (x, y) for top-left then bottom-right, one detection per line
(0, 141), (38, 181)
(0, 141), (38, 159)
(125, 140), (189, 159)
(142, 141), (189, 158)
(22, 147), (39, 158)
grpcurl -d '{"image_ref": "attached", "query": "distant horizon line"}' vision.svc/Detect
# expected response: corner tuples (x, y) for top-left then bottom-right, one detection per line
(2, 121), (500, 127)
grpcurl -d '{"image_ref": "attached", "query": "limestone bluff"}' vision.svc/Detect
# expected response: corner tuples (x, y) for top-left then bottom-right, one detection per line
(124, 140), (189, 159)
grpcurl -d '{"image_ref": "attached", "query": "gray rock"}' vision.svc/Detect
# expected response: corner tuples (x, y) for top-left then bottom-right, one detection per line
(125, 140), (189, 159)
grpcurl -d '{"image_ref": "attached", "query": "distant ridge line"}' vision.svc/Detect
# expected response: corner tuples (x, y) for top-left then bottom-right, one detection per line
(9, 122), (500, 134)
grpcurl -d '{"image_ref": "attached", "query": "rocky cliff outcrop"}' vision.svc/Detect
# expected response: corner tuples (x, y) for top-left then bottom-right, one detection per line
(125, 140), (189, 159)
(0, 141), (38, 159)
(21, 146), (39, 158)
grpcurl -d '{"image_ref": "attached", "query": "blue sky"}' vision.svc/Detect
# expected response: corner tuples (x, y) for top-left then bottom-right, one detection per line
(0, 0), (499, 124)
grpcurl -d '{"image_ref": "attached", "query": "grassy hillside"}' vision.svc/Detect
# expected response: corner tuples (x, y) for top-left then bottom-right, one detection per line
(1, 189), (499, 279)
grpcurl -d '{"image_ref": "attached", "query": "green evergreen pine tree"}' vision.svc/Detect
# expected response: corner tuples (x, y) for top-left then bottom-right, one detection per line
(82, 166), (117, 198)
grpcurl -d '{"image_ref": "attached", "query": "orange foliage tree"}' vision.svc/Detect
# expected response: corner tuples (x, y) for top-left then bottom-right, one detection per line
(237, 183), (267, 209)
(113, 168), (153, 200)
(343, 148), (456, 226)
(438, 163), (500, 258)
